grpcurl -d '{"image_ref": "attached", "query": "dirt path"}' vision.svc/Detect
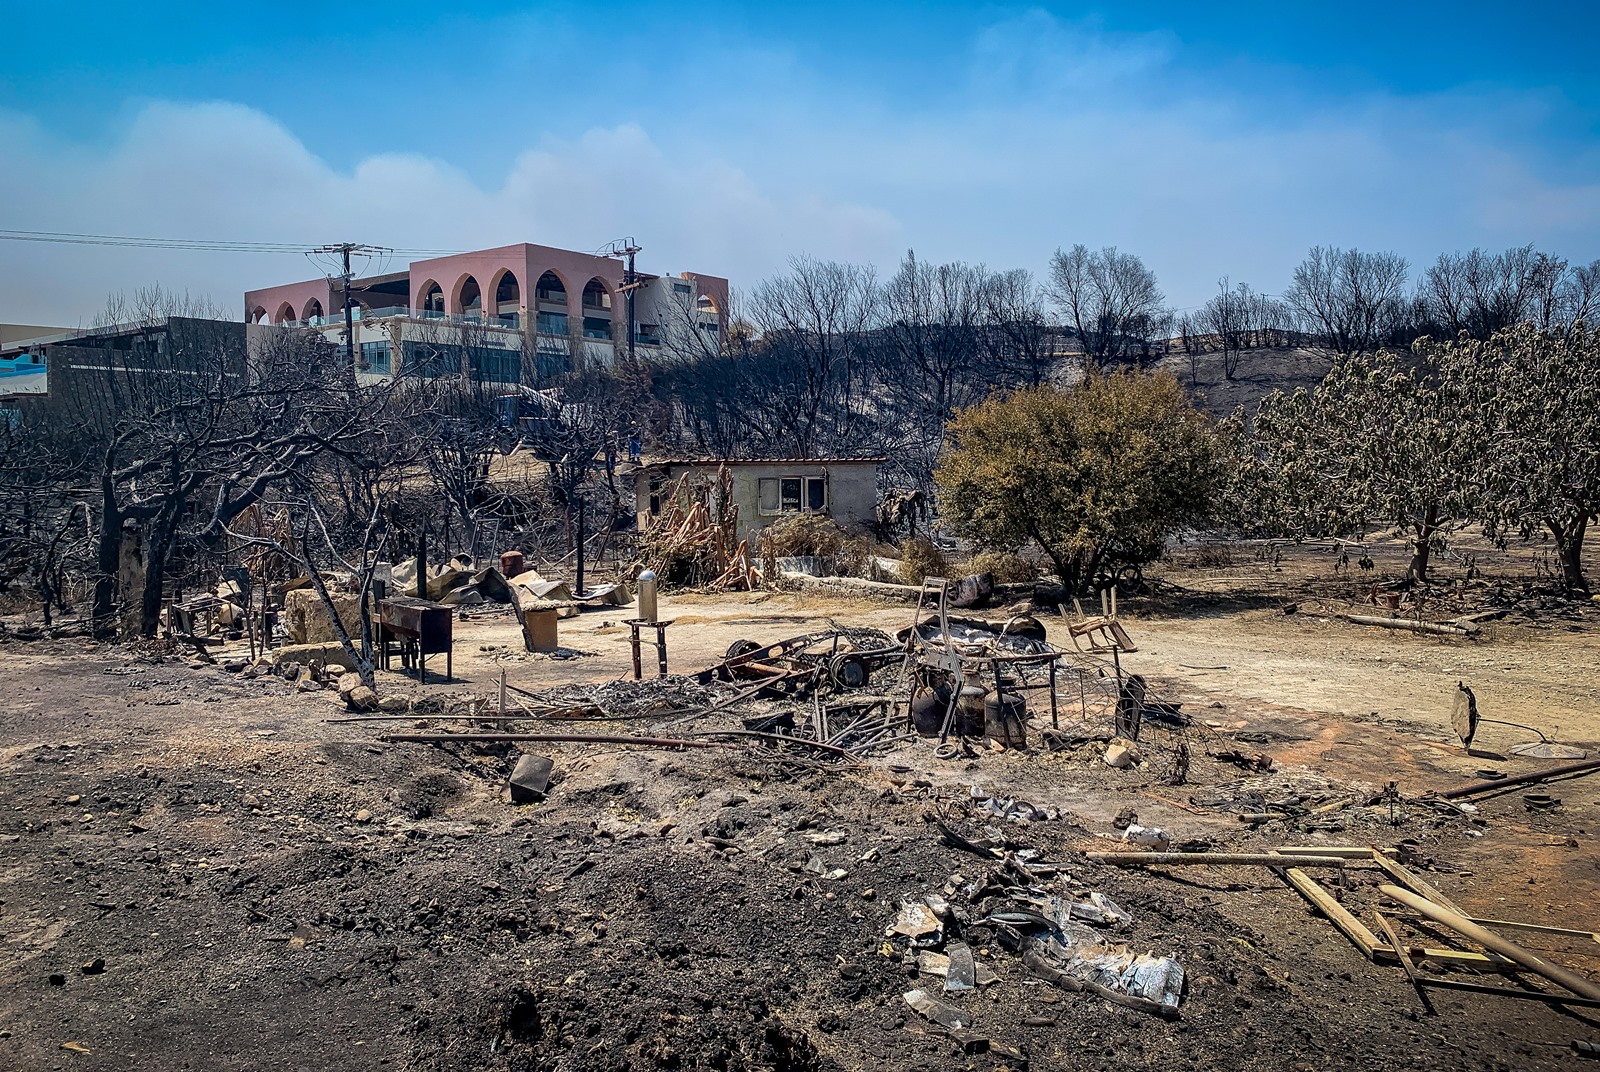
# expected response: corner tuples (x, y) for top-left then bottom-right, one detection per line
(2, 578), (1598, 1071)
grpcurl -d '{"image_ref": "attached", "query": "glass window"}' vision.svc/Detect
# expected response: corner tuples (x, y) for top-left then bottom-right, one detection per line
(583, 316), (612, 340)
(672, 281), (692, 294)
(359, 339), (391, 374)
(805, 476), (826, 512)
(469, 346), (520, 384)
(401, 341), (456, 379)
(536, 311), (568, 336)
(758, 478), (780, 514)
(780, 477), (802, 512)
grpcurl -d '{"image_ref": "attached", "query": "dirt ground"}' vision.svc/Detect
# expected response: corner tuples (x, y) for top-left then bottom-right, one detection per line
(3, 536), (1599, 1071)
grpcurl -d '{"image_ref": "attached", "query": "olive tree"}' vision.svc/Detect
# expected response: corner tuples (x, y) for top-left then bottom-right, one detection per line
(1248, 345), (1482, 583)
(1464, 322), (1600, 593)
(935, 370), (1219, 593)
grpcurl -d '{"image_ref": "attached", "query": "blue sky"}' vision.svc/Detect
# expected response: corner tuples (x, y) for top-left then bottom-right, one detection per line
(3, 1), (1597, 324)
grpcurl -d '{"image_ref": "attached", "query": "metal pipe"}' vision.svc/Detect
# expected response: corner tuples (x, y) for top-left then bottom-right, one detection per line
(1439, 759), (1600, 800)
(381, 731), (733, 749)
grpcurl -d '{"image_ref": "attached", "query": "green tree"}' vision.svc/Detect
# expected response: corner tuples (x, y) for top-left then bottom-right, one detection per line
(1464, 322), (1600, 593)
(935, 370), (1218, 592)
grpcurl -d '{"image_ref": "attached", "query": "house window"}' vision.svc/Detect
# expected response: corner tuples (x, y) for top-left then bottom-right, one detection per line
(401, 340), (456, 378)
(360, 340), (391, 374)
(759, 474), (828, 516)
(582, 316), (612, 340)
(468, 346), (520, 384)
(672, 281), (692, 294)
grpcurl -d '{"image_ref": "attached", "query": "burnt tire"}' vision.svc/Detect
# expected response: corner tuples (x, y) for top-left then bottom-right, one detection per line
(830, 655), (870, 690)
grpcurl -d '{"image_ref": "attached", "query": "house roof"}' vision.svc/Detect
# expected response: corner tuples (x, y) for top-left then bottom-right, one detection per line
(639, 457), (885, 470)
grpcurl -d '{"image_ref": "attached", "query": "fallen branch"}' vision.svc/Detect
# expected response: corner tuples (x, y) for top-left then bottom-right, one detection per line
(1343, 613), (1478, 638)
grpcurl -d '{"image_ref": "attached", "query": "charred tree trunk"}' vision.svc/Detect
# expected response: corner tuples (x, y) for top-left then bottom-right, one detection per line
(1407, 503), (1439, 584)
(92, 476), (122, 639)
(1549, 512), (1591, 595)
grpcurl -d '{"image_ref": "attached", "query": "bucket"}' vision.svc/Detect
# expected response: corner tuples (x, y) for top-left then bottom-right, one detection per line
(983, 692), (1027, 748)
(522, 607), (558, 653)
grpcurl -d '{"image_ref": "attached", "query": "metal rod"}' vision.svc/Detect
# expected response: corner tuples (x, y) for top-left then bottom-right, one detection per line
(684, 729), (858, 759)
(381, 731), (734, 749)
(1440, 759), (1600, 799)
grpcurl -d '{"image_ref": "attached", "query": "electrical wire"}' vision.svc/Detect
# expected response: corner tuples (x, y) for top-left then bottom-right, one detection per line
(0, 229), (464, 256)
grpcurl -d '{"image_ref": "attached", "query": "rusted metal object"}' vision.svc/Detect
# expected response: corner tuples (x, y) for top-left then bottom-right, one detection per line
(378, 596), (453, 682)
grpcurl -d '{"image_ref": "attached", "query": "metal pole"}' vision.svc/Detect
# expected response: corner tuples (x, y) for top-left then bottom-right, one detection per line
(341, 244), (355, 368)
(575, 493), (586, 598)
(625, 248), (636, 364)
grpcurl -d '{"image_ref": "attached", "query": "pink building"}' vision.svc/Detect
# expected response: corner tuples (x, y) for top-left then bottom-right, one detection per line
(243, 241), (729, 381)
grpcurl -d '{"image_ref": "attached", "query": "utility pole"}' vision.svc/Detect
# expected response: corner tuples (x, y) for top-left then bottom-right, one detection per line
(602, 237), (643, 364)
(313, 243), (383, 368)
(624, 244), (637, 365)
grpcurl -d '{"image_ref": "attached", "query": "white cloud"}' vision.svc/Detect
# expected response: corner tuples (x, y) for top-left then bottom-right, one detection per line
(0, 103), (902, 325)
(1, 13), (1597, 325)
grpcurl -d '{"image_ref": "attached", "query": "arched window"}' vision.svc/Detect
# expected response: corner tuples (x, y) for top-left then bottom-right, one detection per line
(581, 278), (613, 340)
(534, 271), (567, 306)
(302, 298), (324, 323)
(275, 303), (297, 325)
(455, 275), (482, 316)
(249, 306), (268, 324)
(494, 270), (520, 308)
(418, 281), (445, 317)
(582, 278), (612, 311)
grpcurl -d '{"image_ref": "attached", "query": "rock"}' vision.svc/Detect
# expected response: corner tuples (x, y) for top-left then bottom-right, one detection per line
(378, 695), (411, 713)
(188, 660), (209, 671)
(346, 685), (379, 711)
(222, 659), (247, 673)
(81, 957), (105, 975)
(271, 641), (353, 669)
(509, 754), (555, 804)
(412, 696), (445, 714)
(324, 664), (349, 679)
(355, 809), (373, 823)
(336, 672), (363, 700)
(1103, 736), (1141, 769)
(297, 679), (322, 693)
(1122, 824), (1170, 850)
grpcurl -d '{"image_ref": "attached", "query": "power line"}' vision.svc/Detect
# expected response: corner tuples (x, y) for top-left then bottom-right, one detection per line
(0, 229), (464, 256)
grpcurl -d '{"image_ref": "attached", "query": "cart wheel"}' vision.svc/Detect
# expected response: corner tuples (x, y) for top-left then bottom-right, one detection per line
(830, 655), (870, 690)
(726, 639), (761, 659)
